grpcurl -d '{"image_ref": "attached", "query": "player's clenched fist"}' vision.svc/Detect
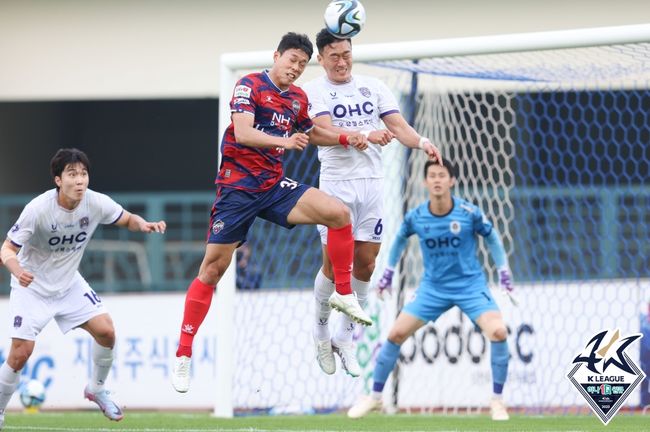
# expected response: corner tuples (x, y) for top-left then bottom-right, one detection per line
(17, 270), (35, 287)
(368, 129), (395, 146)
(285, 132), (309, 150)
(348, 132), (368, 151)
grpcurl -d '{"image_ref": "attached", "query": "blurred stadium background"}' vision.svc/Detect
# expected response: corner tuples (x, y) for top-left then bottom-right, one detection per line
(0, 0), (649, 423)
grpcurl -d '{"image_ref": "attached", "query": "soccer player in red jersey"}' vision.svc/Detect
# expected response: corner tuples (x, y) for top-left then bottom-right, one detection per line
(171, 32), (370, 393)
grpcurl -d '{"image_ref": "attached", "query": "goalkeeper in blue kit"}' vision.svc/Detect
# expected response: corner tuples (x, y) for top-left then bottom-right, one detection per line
(348, 159), (516, 421)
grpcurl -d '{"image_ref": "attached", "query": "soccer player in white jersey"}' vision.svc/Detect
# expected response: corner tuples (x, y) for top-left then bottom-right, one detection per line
(0, 148), (166, 429)
(302, 28), (442, 377)
(347, 159), (516, 421)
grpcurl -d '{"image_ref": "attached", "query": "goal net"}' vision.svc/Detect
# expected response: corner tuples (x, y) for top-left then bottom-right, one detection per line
(215, 24), (650, 417)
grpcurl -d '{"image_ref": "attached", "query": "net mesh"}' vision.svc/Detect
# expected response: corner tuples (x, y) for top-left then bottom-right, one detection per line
(376, 42), (650, 412)
(229, 40), (650, 414)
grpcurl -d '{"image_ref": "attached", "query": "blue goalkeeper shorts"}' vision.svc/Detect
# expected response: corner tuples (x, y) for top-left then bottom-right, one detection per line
(207, 178), (310, 245)
(402, 282), (500, 324)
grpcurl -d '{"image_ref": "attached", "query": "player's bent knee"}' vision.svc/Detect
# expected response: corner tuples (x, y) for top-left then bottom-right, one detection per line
(200, 259), (231, 285)
(323, 200), (350, 228)
(491, 326), (508, 342)
(353, 260), (375, 281)
(387, 329), (410, 345)
(93, 327), (116, 347)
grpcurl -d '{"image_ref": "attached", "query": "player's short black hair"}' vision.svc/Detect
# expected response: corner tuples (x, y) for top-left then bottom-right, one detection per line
(424, 158), (456, 179)
(50, 148), (91, 179)
(277, 32), (313, 60)
(315, 28), (351, 54)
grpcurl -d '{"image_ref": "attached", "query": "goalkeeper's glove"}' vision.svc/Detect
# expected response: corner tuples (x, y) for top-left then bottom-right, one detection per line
(498, 266), (518, 306)
(376, 267), (394, 301)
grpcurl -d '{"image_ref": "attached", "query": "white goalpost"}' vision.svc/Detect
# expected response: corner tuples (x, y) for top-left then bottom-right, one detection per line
(214, 24), (650, 418)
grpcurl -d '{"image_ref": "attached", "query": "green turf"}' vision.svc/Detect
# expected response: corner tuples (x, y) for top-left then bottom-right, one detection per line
(2, 411), (647, 431)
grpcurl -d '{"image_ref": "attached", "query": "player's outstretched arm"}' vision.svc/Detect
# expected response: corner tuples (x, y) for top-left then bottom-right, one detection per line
(382, 113), (442, 163)
(484, 229), (518, 306)
(308, 124), (368, 151)
(115, 211), (166, 234)
(0, 239), (34, 287)
(310, 115), (392, 147)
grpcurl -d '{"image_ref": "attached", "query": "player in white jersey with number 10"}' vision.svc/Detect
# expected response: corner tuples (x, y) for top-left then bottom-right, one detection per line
(302, 28), (442, 378)
(0, 148), (166, 430)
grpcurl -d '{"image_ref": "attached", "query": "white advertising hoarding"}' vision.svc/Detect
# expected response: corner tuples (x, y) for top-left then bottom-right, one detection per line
(0, 280), (644, 411)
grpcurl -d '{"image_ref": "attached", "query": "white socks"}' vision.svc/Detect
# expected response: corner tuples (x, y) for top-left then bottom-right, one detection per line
(333, 276), (369, 345)
(313, 269), (335, 341)
(88, 342), (113, 393)
(314, 269), (371, 344)
(0, 362), (21, 413)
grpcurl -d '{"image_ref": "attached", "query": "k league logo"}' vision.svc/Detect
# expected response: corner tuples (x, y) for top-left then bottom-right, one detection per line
(567, 328), (645, 425)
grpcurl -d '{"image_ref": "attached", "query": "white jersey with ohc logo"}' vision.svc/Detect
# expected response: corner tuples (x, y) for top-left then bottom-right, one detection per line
(303, 75), (400, 180)
(6, 188), (123, 297)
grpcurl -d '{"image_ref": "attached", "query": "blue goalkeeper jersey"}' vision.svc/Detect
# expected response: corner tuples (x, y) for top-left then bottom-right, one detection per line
(393, 196), (493, 292)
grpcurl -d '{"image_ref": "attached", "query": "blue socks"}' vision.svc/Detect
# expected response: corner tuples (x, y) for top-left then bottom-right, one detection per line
(372, 340), (401, 393)
(372, 339), (509, 395)
(491, 340), (509, 395)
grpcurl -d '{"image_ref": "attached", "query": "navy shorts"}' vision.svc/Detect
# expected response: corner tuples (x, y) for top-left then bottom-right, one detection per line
(207, 177), (311, 244)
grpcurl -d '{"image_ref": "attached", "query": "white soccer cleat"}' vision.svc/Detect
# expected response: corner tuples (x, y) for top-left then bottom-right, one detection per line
(490, 396), (510, 421)
(328, 292), (372, 326)
(332, 340), (361, 377)
(172, 355), (192, 393)
(347, 395), (382, 418)
(314, 338), (336, 375)
(84, 386), (124, 422)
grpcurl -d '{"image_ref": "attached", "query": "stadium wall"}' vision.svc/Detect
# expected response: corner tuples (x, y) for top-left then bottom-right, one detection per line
(1, 0), (649, 100)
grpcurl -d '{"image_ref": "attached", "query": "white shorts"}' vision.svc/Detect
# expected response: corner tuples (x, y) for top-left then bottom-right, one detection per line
(9, 272), (108, 340)
(318, 178), (384, 244)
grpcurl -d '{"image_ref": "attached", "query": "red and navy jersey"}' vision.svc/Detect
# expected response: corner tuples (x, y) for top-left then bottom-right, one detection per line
(217, 71), (314, 192)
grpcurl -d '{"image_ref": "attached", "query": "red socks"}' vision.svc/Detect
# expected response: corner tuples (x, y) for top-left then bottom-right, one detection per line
(327, 224), (354, 295)
(176, 278), (215, 358)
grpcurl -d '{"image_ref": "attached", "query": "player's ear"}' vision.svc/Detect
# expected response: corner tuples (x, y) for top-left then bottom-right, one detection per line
(317, 53), (324, 65)
(54, 176), (62, 188)
(273, 50), (280, 63)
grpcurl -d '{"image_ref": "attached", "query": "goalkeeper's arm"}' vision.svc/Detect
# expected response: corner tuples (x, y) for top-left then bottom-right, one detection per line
(484, 229), (517, 305)
(376, 229), (409, 299)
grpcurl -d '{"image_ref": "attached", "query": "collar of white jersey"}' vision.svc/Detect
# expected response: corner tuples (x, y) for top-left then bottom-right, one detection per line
(324, 75), (354, 86)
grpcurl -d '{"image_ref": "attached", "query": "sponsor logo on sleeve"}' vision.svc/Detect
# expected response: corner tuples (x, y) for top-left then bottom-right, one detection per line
(234, 85), (252, 98)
